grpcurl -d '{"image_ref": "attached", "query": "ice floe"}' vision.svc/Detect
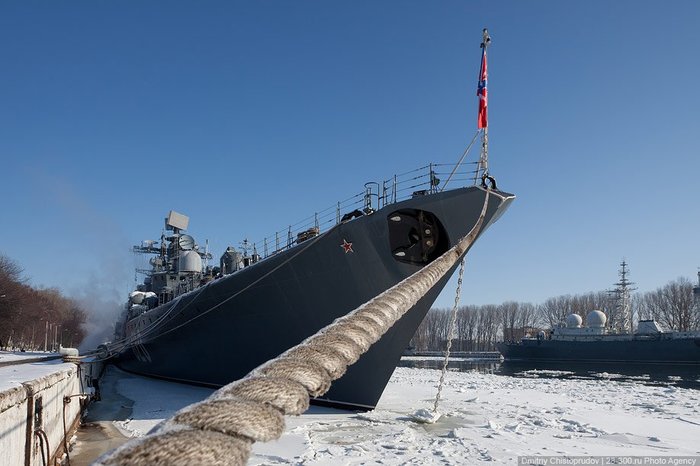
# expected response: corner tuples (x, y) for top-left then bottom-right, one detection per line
(99, 365), (699, 464)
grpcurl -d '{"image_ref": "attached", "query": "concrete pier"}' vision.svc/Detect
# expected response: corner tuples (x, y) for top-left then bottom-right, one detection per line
(0, 352), (103, 466)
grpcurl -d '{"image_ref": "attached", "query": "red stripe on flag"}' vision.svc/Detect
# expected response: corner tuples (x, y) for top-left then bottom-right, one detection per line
(477, 48), (488, 129)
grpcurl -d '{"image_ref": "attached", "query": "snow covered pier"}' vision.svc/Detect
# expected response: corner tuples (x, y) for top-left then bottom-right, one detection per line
(0, 351), (102, 466)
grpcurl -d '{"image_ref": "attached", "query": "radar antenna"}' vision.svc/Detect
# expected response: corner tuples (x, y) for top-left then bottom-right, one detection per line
(239, 238), (252, 257)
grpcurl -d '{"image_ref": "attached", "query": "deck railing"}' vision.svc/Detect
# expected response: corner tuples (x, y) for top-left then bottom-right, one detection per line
(253, 161), (481, 259)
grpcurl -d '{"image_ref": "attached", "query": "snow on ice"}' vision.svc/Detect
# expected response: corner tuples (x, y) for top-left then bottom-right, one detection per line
(104, 365), (700, 464)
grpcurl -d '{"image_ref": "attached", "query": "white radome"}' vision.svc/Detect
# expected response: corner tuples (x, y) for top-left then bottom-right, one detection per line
(587, 310), (607, 328)
(565, 313), (583, 328)
(179, 250), (203, 272)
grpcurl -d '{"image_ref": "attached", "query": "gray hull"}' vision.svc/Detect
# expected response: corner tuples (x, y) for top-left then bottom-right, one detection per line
(498, 338), (700, 365)
(117, 186), (514, 409)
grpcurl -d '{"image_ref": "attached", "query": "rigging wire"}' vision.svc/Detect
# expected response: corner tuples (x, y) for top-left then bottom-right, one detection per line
(440, 130), (481, 192)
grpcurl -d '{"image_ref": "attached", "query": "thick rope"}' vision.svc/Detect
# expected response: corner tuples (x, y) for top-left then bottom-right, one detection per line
(94, 188), (492, 466)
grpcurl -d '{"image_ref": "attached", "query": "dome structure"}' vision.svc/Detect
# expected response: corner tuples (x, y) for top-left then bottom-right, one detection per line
(179, 250), (203, 272)
(586, 310), (607, 328)
(565, 313), (583, 328)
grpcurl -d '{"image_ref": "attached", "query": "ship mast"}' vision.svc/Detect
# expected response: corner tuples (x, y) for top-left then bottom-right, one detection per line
(477, 28), (491, 179)
(446, 28), (492, 190)
(608, 260), (637, 333)
(694, 269), (700, 315)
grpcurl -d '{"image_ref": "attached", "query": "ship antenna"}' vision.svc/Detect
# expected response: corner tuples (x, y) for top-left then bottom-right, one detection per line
(442, 28), (492, 191)
(608, 259), (637, 333)
(694, 268), (700, 314)
(477, 28), (491, 180)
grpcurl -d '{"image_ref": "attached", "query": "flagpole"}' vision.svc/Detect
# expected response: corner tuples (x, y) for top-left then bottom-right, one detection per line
(479, 28), (491, 179)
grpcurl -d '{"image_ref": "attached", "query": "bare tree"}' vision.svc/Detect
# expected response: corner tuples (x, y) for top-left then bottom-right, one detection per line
(475, 305), (500, 350)
(0, 255), (25, 349)
(499, 301), (519, 342)
(640, 278), (698, 331)
(517, 302), (539, 333)
(455, 305), (478, 351)
(537, 295), (572, 329)
(413, 307), (451, 350)
(0, 253), (89, 350)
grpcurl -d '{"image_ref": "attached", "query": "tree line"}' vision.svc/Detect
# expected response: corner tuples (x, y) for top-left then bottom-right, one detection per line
(412, 277), (699, 352)
(0, 254), (87, 351)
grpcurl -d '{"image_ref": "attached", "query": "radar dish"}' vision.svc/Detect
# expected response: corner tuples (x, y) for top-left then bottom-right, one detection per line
(178, 234), (195, 250)
(166, 210), (189, 231)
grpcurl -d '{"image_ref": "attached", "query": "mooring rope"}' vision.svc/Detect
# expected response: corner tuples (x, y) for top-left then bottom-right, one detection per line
(94, 188), (492, 466)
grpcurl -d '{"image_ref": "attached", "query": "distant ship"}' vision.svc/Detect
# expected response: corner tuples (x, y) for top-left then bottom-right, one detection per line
(498, 310), (700, 365)
(498, 266), (700, 365)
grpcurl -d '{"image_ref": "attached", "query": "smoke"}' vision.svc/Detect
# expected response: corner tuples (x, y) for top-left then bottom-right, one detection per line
(72, 270), (126, 352)
(70, 230), (131, 353)
(29, 170), (133, 351)
(69, 225), (131, 352)
(68, 239), (131, 352)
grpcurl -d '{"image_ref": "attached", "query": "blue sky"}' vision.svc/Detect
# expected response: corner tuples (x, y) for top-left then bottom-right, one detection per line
(1, 1), (698, 311)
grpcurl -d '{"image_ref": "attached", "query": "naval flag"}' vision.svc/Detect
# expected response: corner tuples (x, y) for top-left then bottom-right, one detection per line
(477, 46), (488, 129)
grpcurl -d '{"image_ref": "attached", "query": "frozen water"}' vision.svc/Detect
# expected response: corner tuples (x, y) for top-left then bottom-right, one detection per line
(75, 365), (700, 464)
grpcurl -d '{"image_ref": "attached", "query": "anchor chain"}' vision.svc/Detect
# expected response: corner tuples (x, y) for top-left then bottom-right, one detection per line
(432, 256), (466, 414)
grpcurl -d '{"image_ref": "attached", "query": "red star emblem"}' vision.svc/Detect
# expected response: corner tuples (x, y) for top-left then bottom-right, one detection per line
(340, 239), (354, 253)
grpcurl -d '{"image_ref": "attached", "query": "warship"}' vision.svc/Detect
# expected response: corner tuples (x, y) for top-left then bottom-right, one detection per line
(498, 265), (700, 365)
(108, 30), (514, 409)
(497, 311), (700, 365)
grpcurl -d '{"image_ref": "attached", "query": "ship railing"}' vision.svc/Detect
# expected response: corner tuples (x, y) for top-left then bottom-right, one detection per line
(253, 161), (481, 259)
